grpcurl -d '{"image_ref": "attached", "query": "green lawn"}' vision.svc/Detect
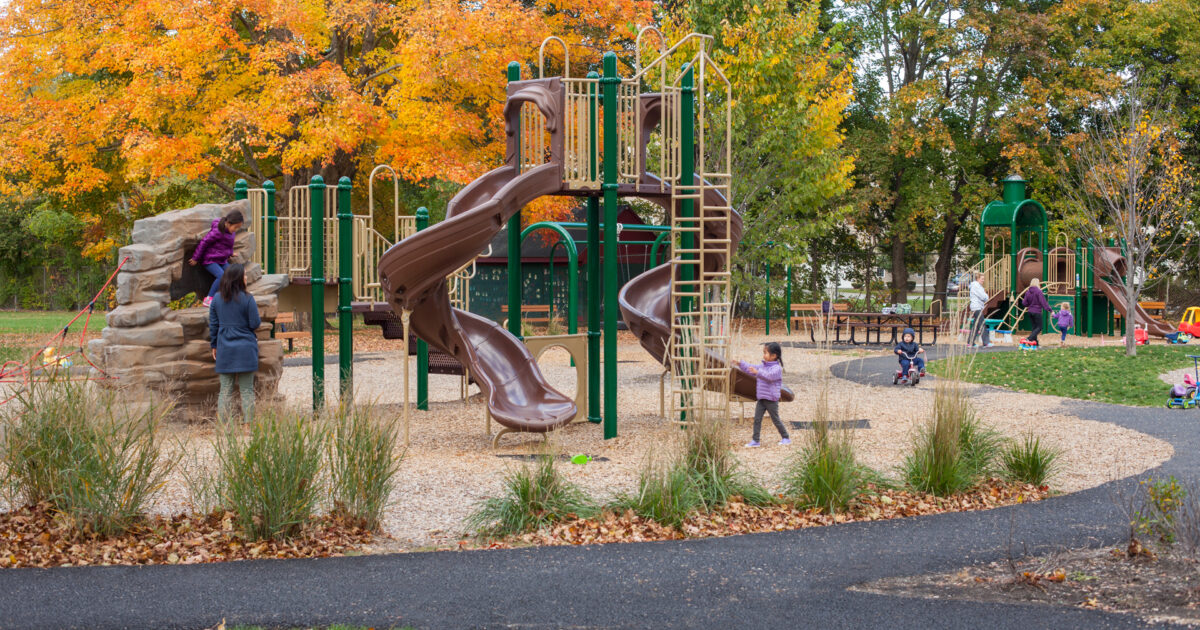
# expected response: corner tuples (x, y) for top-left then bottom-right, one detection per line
(0, 310), (95, 335)
(929, 345), (1199, 407)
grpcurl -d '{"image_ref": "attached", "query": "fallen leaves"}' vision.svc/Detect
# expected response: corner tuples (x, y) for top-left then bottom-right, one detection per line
(0, 503), (376, 569)
(471, 480), (1048, 548)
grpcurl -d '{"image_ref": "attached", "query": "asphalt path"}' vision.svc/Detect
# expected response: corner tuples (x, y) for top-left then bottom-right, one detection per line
(0, 346), (1192, 629)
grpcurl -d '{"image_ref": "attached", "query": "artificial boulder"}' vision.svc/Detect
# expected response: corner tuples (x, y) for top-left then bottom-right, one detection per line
(91, 199), (290, 420)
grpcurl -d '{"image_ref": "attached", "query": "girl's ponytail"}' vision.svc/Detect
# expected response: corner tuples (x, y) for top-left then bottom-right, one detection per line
(218, 209), (245, 233)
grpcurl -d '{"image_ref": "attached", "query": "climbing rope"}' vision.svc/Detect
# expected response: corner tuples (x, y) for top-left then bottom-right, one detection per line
(0, 256), (131, 401)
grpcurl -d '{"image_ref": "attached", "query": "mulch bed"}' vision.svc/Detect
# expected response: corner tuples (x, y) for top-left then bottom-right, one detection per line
(859, 541), (1200, 626)
(0, 504), (377, 568)
(470, 480), (1048, 549)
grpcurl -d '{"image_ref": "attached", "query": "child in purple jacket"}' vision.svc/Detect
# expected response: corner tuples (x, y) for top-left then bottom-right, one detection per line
(190, 210), (244, 307)
(739, 341), (790, 448)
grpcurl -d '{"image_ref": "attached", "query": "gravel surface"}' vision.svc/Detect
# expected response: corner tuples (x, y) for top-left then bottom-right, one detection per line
(146, 328), (1172, 550)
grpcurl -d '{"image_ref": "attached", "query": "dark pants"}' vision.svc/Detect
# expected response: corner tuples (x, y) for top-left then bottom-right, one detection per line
(205, 262), (227, 298)
(1028, 312), (1043, 343)
(968, 310), (990, 346)
(899, 356), (925, 375)
(753, 400), (788, 442)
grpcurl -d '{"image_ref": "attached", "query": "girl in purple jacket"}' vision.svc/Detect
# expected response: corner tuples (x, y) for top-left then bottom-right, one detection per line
(190, 210), (243, 307)
(739, 341), (790, 448)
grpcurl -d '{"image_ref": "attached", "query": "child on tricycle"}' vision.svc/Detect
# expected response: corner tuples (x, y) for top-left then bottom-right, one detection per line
(893, 327), (925, 386)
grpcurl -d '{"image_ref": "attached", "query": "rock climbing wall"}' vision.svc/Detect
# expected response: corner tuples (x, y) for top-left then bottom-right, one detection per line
(88, 199), (289, 420)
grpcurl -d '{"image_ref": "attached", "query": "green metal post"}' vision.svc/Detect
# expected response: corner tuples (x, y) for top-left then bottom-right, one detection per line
(309, 175), (326, 411)
(650, 230), (670, 266)
(1087, 239), (1095, 337)
(586, 70), (601, 426)
(263, 180), (277, 276)
(234, 179), (248, 201)
(337, 176), (353, 400)
(416, 207), (430, 410)
(601, 53), (619, 439)
(548, 240), (563, 321)
(678, 63), (696, 424)
(785, 265), (792, 335)
(507, 62), (523, 340)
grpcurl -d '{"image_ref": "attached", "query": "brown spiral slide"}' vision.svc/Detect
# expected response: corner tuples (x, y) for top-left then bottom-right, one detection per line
(378, 80), (576, 433)
(618, 175), (795, 404)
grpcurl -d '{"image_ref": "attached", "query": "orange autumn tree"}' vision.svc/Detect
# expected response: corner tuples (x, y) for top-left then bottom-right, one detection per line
(0, 0), (652, 252)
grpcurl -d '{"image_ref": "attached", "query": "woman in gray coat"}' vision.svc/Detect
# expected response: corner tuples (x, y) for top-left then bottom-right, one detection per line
(209, 263), (261, 422)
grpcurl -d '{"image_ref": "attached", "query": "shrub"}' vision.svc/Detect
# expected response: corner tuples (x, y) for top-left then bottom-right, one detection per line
(1000, 433), (1061, 486)
(1134, 476), (1186, 544)
(214, 407), (326, 540)
(611, 458), (703, 529)
(1, 380), (173, 536)
(467, 453), (596, 538)
(327, 403), (404, 530)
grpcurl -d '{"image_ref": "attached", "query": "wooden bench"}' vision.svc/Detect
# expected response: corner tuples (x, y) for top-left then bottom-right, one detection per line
(1115, 301), (1167, 326)
(500, 304), (552, 327)
(1140, 301), (1166, 320)
(275, 311), (310, 351)
(790, 302), (849, 331)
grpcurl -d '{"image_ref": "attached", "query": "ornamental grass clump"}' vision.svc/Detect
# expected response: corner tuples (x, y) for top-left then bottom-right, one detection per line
(326, 403), (404, 531)
(214, 407), (325, 540)
(1, 379), (173, 536)
(781, 387), (873, 513)
(904, 354), (999, 496)
(1000, 433), (1061, 487)
(611, 456), (703, 529)
(467, 453), (596, 539)
(680, 417), (775, 508)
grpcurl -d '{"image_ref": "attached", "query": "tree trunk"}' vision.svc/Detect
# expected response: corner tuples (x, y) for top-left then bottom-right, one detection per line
(890, 235), (908, 303)
(1125, 278), (1138, 358)
(808, 245), (823, 298)
(931, 183), (969, 318)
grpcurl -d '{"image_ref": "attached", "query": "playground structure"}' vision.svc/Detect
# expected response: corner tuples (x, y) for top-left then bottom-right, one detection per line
(226, 31), (793, 445)
(376, 31), (794, 444)
(959, 175), (1177, 341)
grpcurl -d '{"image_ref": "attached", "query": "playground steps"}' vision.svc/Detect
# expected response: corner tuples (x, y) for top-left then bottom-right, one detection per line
(360, 307), (470, 378)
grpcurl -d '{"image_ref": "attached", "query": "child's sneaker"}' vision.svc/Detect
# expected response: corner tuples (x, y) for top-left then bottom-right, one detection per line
(983, 343), (994, 348)
(202, 296), (213, 308)
(745, 440), (761, 448)
(779, 438), (792, 446)
(919, 371), (926, 377)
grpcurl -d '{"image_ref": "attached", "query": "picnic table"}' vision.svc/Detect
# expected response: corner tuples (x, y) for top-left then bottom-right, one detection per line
(809, 312), (938, 346)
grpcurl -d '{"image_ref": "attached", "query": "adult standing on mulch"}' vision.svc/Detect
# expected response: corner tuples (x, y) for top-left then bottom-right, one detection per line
(1021, 277), (1051, 346)
(968, 273), (992, 347)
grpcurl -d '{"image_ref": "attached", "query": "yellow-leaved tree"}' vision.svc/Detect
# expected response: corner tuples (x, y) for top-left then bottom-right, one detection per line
(0, 0), (653, 253)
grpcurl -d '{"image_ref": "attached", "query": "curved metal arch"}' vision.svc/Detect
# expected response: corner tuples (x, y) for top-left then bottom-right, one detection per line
(369, 164), (400, 240)
(520, 222), (579, 335)
(539, 36), (570, 79)
(634, 27), (667, 75)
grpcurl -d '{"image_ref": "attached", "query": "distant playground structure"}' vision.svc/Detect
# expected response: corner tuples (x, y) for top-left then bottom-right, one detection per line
(232, 31), (794, 446)
(958, 175), (1177, 341)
